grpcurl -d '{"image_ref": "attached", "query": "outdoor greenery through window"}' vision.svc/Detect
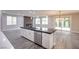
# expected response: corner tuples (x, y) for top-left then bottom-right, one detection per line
(64, 18), (70, 28)
(55, 17), (70, 31)
(35, 16), (48, 29)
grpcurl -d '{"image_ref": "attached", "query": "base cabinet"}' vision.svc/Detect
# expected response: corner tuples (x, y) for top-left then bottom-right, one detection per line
(42, 33), (54, 49)
(20, 29), (34, 42)
(20, 28), (54, 49)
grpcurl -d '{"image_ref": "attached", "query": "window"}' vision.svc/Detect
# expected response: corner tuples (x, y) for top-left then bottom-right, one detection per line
(64, 18), (70, 28)
(42, 17), (48, 25)
(7, 16), (17, 25)
(55, 17), (70, 31)
(34, 16), (48, 29)
(7, 16), (12, 25)
(12, 17), (17, 25)
(35, 18), (40, 24)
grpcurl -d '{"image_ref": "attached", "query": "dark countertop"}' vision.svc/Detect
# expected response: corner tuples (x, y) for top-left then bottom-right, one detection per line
(21, 27), (56, 34)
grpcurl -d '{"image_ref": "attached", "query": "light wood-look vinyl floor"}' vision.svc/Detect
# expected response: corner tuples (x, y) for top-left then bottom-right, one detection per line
(54, 30), (79, 49)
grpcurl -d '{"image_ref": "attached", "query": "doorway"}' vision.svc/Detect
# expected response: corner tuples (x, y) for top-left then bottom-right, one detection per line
(55, 17), (70, 31)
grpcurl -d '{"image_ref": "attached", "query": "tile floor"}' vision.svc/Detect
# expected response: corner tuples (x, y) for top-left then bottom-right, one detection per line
(3, 29), (44, 49)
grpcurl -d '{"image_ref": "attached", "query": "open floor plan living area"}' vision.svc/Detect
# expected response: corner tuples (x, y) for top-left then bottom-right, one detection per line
(0, 10), (79, 49)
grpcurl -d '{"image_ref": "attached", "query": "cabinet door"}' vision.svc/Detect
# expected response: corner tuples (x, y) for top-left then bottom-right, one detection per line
(20, 29), (26, 37)
(20, 29), (29, 38)
(42, 33), (49, 48)
(25, 29), (29, 39)
(28, 30), (34, 41)
(49, 33), (54, 48)
(20, 29), (34, 42)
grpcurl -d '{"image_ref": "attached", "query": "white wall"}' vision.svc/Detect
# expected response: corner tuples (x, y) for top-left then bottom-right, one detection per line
(71, 13), (79, 33)
(48, 16), (55, 28)
(0, 12), (1, 31)
(1, 13), (24, 31)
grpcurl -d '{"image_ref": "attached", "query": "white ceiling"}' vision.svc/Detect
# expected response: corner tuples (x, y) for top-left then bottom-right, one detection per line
(2, 10), (79, 16)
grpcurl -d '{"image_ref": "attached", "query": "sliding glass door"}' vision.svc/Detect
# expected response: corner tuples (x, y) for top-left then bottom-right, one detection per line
(33, 16), (48, 30)
(55, 17), (70, 31)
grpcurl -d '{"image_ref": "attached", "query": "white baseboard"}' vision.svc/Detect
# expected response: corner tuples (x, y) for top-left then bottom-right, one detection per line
(71, 31), (79, 33)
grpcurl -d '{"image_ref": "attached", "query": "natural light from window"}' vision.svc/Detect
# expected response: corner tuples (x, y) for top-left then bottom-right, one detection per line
(34, 16), (48, 30)
(42, 17), (48, 25)
(7, 16), (17, 25)
(55, 17), (70, 31)
(35, 18), (40, 24)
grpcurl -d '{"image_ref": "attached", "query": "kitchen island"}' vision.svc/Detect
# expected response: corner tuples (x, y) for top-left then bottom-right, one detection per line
(20, 27), (56, 49)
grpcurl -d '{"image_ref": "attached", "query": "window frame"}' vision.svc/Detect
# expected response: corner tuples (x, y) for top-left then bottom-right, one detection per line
(7, 16), (17, 25)
(42, 17), (48, 25)
(35, 17), (40, 24)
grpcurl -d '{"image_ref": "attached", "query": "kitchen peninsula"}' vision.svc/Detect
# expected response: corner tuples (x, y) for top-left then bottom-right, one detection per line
(20, 27), (56, 49)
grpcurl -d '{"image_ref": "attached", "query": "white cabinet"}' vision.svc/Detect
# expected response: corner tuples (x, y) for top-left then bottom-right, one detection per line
(42, 33), (54, 49)
(20, 28), (54, 49)
(20, 29), (34, 42)
(28, 30), (34, 41)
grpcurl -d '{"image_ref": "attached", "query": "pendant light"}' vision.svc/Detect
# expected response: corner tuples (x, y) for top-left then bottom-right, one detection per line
(58, 10), (62, 31)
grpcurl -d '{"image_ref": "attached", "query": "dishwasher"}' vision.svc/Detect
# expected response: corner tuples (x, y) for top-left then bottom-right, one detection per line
(34, 31), (42, 45)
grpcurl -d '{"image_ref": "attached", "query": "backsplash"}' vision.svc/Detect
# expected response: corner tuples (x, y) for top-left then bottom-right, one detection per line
(24, 16), (33, 28)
